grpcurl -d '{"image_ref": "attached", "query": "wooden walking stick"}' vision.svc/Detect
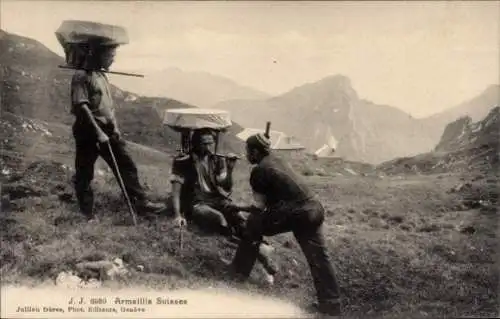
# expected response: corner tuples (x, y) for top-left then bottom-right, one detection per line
(178, 222), (184, 256)
(106, 141), (138, 226)
(177, 129), (190, 256)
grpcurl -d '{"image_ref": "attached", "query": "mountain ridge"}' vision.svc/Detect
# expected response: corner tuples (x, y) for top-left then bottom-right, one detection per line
(214, 74), (436, 164)
(213, 74), (498, 164)
(109, 66), (271, 109)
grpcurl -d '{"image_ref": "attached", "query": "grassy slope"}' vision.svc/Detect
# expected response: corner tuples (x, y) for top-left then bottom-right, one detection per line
(1, 114), (498, 318)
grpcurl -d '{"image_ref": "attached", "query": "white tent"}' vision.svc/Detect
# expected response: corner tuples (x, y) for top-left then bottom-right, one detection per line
(314, 144), (335, 157)
(313, 128), (338, 158)
(236, 128), (305, 150)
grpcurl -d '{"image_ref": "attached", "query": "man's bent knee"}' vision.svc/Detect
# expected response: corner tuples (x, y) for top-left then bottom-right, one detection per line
(192, 204), (228, 228)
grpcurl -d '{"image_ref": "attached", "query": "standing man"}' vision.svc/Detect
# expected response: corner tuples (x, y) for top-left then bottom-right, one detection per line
(70, 41), (165, 221)
(230, 133), (342, 316)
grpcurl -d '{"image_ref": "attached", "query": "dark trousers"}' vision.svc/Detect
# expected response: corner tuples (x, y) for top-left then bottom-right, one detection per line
(73, 124), (146, 217)
(190, 197), (278, 275)
(231, 199), (341, 304)
(191, 197), (244, 233)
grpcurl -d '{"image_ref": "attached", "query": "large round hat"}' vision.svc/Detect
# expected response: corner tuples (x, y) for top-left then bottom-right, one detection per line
(55, 20), (129, 47)
(55, 20), (129, 67)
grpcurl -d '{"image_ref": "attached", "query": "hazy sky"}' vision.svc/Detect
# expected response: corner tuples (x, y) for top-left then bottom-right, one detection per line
(2, 1), (498, 117)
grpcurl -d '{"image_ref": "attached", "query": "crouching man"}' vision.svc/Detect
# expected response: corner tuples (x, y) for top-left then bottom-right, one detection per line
(70, 41), (165, 221)
(169, 129), (277, 277)
(230, 133), (343, 316)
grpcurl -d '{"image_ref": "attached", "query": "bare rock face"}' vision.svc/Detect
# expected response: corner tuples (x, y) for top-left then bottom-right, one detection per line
(377, 107), (499, 175)
(435, 106), (500, 154)
(435, 116), (474, 152)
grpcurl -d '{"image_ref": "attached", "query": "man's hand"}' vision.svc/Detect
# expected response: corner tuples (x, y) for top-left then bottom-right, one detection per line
(252, 192), (266, 209)
(112, 128), (122, 141)
(246, 205), (264, 215)
(226, 153), (239, 170)
(226, 158), (237, 170)
(235, 203), (262, 215)
(97, 132), (110, 144)
(173, 215), (187, 228)
(235, 203), (252, 211)
(226, 153), (240, 160)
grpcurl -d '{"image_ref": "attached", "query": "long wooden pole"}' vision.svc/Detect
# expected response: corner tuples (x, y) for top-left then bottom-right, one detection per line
(106, 141), (138, 226)
(58, 65), (144, 78)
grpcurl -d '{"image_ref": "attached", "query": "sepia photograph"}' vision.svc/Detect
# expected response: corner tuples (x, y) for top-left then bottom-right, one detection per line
(0, 1), (498, 318)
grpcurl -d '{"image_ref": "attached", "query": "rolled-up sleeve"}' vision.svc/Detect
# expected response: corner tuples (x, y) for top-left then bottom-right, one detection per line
(71, 71), (90, 108)
(170, 157), (186, 185)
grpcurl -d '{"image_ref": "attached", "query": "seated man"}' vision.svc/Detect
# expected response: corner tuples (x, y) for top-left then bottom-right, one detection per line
(169, 129), (277, 277)
(169, 129), (242, 233)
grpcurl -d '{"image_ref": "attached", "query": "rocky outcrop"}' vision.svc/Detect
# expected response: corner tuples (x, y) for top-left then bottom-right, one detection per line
(377, 107), (500, 175)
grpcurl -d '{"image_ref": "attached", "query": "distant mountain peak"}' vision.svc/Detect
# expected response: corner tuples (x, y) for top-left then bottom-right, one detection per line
(318, 74), (356, 98)
(280, 73), (358, 103)
(214, 72), (434, 164)
(318, 74), (352, 87)
(296, 74), (353, 91)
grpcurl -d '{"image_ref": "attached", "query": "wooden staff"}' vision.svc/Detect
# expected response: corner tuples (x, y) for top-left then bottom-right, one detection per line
(105, 141), (138, 226)
(178, 223), (184, 256)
